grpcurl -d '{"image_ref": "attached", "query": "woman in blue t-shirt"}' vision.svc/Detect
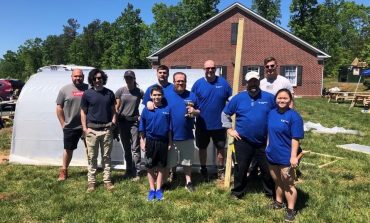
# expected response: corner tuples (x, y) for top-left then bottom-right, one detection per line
(265, 88), (304, 222)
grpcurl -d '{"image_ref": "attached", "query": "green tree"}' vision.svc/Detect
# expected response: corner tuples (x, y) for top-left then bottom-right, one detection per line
(251, 0), (281, 24)
(0, 51), (23, 79)
(42, 35), (66, 65)
(288, 0), (318, 44)
(152, 0), (219, 49)
(103, 3), (150, 68)
(17, 38), (43, 79)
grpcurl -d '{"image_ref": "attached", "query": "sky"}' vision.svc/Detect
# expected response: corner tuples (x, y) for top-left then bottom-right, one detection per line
(0, 0), (369, 59)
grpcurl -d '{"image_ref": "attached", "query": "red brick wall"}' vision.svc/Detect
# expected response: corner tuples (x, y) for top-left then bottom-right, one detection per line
(157, 8), (324, 96)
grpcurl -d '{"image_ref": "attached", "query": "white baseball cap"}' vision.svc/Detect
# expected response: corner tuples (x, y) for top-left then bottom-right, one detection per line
(245, 71), (260, 81)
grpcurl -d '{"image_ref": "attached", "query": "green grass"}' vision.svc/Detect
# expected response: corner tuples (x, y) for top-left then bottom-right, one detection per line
(1, 98), (370, 222)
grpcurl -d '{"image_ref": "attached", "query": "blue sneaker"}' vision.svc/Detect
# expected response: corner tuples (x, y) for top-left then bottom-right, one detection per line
(155, 189), (164, 201)
(147, 190), (155, 201)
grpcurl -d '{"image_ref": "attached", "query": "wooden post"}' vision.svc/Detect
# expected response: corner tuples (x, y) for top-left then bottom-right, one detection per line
(224, 18), (244, 188)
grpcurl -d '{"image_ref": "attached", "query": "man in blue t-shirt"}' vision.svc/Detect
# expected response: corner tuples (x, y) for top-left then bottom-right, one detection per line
(191, 59), (232, 180)
(166, 72), (200, 192)
(142, 65), (173, 106)
(222, 71), (275, 199)
(81, 69), (117, 193)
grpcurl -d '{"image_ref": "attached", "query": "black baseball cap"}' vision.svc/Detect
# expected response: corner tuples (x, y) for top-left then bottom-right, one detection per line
(124, 70), (135, 78)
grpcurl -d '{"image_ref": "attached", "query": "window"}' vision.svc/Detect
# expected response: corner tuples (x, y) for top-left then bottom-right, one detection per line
(231, 23), (238, 45)
(280, 65), (303, 86)
(216, 65), (227, 79)
(242, 65), (265, 86)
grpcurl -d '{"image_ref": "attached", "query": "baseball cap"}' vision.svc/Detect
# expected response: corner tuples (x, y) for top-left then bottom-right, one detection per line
(245, 71), (260, 81)
(124, 70), (135, 78)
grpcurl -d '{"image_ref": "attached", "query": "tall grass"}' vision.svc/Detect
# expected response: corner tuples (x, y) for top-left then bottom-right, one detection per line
(0, 98), (369, 222)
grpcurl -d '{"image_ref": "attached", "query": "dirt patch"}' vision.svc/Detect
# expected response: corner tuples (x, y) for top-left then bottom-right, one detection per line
(0, 192), (11, 200)
(0, 154), (9, 164)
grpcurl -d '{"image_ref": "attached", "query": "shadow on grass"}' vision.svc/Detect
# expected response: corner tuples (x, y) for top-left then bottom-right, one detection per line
(296, 188), (309, 211)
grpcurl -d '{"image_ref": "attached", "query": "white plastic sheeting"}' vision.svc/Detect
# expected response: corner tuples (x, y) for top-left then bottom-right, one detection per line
(10, 69), (219, 167)
(304, 121), (363, 136)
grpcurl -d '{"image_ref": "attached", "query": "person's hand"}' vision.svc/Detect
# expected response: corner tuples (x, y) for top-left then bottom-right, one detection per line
(140, 138), (146, 152)
(146, 101), (155, 110)
(83, 128), (91, 136)
(227, 129), (241, 140)
(168, 141), (173, 150)
(290, 156), (299, 168)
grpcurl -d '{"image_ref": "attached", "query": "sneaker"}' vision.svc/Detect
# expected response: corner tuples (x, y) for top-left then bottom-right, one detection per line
(131, 175), (140, 182)
(86, 183), (96, 193)
(200, 168), (209, 182)
(57, 169), (68, 181)
(147, 190), (156, 201)
(104, 182), (115, 192)
(284, 209), (297, 222)
(217, 168), (225, 180)
(268, 200), (285, 209)
(185, 182), (195, 192)
(155, 189), (164, 201)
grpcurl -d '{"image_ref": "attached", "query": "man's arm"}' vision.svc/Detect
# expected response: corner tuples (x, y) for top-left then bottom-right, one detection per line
(221, 111), (241, 140)
(111, 104), (117, 125)
(56, 105), (65, 128)
(80, 108), (89, 134)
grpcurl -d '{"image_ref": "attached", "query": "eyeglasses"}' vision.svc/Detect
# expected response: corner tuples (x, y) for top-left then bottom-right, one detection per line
(204, 67), (216, 70)
(265, 65), (276, 69)
(94, 76), (102, 80)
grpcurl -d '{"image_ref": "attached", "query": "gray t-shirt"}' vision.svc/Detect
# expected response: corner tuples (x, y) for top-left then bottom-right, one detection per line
(56, 83), (88, 129)
(260, 75), (294, 95)
(115, 86), (144, 117)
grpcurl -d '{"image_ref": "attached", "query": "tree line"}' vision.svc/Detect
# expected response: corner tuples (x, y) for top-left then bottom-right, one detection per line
(0, 0), (369, 81)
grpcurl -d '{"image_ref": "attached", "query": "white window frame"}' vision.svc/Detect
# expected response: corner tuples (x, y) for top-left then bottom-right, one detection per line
(246, 66), (260, 74)
(284, 66), (298, 86)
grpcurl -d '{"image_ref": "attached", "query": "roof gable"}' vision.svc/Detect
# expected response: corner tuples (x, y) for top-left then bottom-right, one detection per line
(148, 2), (330, 60)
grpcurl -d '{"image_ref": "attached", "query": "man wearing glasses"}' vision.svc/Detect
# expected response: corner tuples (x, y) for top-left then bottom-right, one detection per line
(260, 57), (293, 96)
(191, 60), (232, 181)
(81, 69), (117, 193)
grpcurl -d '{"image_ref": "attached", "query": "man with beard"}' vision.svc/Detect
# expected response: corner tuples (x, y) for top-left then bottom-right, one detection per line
(56, 69), (88, 181)
(222, 71), (275, 199)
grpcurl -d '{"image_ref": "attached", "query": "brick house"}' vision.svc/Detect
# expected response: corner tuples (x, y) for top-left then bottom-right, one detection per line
(147, 3), (330, 96)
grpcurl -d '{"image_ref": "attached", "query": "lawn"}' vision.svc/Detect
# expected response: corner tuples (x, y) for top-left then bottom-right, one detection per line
(0, 97), (369, 223)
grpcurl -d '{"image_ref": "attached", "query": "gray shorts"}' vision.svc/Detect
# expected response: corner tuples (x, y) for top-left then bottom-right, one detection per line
(167, 139), (195, 168)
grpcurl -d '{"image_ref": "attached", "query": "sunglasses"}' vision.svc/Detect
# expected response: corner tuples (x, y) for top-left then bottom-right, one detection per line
(204, 67), (216, 70)
(265, 65), (276, 69)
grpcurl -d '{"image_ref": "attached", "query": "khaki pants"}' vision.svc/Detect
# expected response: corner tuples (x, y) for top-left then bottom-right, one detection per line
(86, 128), (113, 184)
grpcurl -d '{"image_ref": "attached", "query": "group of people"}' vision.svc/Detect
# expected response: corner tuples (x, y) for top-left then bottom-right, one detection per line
(56, 56), (304, 222)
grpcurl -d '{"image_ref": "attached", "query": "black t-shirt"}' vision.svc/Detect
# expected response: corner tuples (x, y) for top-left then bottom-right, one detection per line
(81, 87), (115, 124)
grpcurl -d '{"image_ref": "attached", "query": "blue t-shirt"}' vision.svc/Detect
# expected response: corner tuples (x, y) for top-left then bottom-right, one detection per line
(191, 76), (232, 130)
(80, 87), (115, 124)
(139, 105), (171, 141)
(266, 108), (304, 166)
(166, 90), (198, 141)
(223, 91), (275, 145)
(142, 83), (174, 105)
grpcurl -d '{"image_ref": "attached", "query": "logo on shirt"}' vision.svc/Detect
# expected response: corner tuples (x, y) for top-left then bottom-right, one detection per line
(281, 119), (289, 124)
(258, 101), (268, 105)
(72, 91), (84, 97)
(215, 85), (223, 89)
(162, 112), (169, 115)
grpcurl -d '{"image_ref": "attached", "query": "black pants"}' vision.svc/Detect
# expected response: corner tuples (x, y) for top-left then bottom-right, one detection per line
(231, 138), (274, 198)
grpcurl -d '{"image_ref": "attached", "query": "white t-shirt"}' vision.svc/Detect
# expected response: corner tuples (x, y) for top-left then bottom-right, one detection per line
(260, 75), (294, 96)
